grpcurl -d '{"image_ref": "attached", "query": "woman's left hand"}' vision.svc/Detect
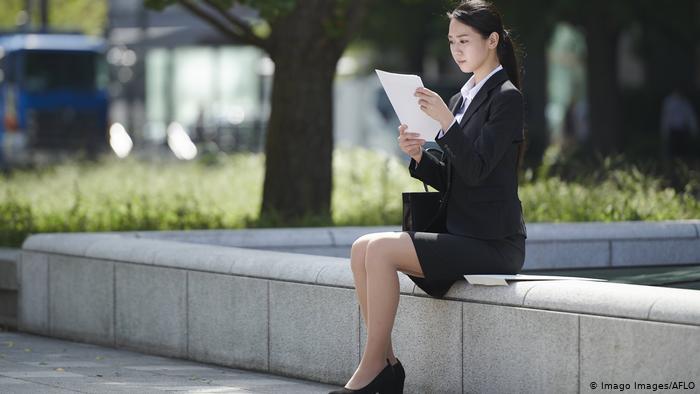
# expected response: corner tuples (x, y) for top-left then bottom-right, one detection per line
(415, 87), (455, 131)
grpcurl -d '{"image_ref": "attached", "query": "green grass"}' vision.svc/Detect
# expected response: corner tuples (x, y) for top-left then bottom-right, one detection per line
(1, 147), (699, 247)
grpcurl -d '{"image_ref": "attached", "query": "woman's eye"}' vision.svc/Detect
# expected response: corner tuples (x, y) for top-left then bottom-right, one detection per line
(461, 40), (468, 44)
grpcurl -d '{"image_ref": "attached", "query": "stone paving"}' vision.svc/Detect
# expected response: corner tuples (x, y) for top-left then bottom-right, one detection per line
(0, 330), (338, 393)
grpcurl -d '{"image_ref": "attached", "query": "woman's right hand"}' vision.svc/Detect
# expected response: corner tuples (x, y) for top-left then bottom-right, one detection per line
(398, 124), (426, 163)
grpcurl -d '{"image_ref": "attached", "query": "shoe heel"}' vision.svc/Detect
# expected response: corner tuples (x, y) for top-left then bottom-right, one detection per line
(388, 358), (405, 394)
(329, 360), (394, 394)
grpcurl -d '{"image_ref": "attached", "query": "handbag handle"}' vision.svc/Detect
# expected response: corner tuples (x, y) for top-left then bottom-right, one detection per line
(423, 146), (452, 209)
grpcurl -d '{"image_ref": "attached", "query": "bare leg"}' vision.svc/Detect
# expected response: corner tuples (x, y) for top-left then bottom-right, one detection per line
(345, 232), (424, 389)
(351, 233), (425, 358)
(350, 235), (398, 364)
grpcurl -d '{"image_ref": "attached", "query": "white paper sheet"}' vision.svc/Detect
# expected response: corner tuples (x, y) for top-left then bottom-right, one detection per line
(463, 274), (607, 286)
(375, 69), (441, 142)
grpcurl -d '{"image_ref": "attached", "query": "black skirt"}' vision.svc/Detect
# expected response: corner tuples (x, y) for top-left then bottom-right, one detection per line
(403, 231), (526, 299)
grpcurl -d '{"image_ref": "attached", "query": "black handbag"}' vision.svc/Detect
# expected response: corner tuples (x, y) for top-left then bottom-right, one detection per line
(402, 147), (452, 233)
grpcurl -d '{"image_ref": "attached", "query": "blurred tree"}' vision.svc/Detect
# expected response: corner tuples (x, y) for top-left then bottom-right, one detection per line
(610, 0), (700, 161)
(358, 0), (452, 74)
(146, 0), (372, 225)
(577, 1), (630, 155)
(556, 0), (699, 156)
(497, 0), (556, 169)
(0, 0), (107, 36)
(548, 0), (623, 155)
(636, 0), (699, 98)
(0, 1), (24, 28)
(47, 0), (108, 36)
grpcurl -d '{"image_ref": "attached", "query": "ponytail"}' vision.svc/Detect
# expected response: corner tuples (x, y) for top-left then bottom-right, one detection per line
(497, 29), (527, 169)
(497, 29), (521, 90)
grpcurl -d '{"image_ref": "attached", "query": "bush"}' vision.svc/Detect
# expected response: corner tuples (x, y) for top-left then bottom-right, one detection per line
(1, 147), (698, 247)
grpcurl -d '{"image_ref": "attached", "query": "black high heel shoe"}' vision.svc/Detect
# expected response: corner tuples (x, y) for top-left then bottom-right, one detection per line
(387, 358), (405, 394)
(328, 359), (395, 394)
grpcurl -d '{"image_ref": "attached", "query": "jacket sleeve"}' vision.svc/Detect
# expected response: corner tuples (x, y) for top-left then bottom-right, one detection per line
(408, 146), (447, 191)
(435, 88), (523, 186)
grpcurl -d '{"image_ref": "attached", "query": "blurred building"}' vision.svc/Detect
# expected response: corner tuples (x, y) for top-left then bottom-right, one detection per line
(107, 0), (269, 152)
(106, 0), (405, 158)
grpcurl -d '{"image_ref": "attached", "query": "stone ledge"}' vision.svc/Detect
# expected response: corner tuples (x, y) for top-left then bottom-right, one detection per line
(0, 248), (19, 330)
(124, 220), (700, 244)
(0, 248), (19, 290)
(20, 232), (700, 326)
(95, 220), (700, 269)
(18, 232), (700, 392)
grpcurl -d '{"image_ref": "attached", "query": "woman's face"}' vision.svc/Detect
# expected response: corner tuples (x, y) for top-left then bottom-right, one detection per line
(448, 18), (492, 74)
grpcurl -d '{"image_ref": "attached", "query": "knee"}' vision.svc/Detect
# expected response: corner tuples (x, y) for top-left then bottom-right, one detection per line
(364, 237), (393, 271)
(350, 235), (371, 273)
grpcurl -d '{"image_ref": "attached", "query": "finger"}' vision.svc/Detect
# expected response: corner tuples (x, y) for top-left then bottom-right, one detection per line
(400, 134), (411, 141)
(398, 124), (407, 135)
(415, 92), (434, 101)
(406, 141), (425, 149)
(420, 95), (437, 105)
(402, 144), (419, 152)
(401, 133), (422, 142)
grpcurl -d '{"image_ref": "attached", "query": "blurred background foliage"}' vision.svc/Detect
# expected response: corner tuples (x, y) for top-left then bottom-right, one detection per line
(2, 149), (700, 247)
(0, 0), (107, 36)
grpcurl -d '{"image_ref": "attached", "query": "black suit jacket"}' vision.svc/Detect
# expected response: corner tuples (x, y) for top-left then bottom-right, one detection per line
(408, 68), (527, 240)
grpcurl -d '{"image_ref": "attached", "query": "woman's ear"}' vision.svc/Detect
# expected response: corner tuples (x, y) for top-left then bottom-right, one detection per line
(488, 31), (499, 49)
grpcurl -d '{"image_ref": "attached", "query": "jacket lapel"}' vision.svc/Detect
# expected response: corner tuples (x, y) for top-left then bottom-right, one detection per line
(458, 69), (509, 128)
(449, 93), (463, 114)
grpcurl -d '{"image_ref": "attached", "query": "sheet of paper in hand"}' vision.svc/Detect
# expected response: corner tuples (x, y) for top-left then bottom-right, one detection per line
(375, 69), (441, 142)
(463, 274), (608, 286)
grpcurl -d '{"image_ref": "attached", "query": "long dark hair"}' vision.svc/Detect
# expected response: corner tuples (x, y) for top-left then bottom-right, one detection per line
(447, 0), (526, 168)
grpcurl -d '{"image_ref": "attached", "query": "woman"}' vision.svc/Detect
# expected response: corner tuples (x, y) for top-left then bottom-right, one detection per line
(329, 1), (527, 393)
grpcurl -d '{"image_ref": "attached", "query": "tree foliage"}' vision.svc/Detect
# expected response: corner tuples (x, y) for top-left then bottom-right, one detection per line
(144, 0), (359, 53)
(0, 0), (107, 36)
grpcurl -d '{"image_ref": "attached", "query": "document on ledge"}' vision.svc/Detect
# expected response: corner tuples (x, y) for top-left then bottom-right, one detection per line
(463, 274), (608, 286)
(375, 69), (441, 142)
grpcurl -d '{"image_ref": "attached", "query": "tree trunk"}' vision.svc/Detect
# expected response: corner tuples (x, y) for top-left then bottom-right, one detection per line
(406, 41), (426, 75)
(260, 45), (340, 225)
(639, 1), (697, 96)
(521, 27), (550, 169)
(585, 17), (621, 154)
(498, 0), (555, 168)
(256, 0), (369, 225)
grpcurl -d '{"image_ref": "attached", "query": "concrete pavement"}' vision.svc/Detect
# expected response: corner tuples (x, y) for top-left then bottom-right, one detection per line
(0, 329), (338, 393)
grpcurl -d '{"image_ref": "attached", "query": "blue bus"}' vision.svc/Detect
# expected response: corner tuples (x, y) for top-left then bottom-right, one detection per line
(0, 33), (109, 166)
